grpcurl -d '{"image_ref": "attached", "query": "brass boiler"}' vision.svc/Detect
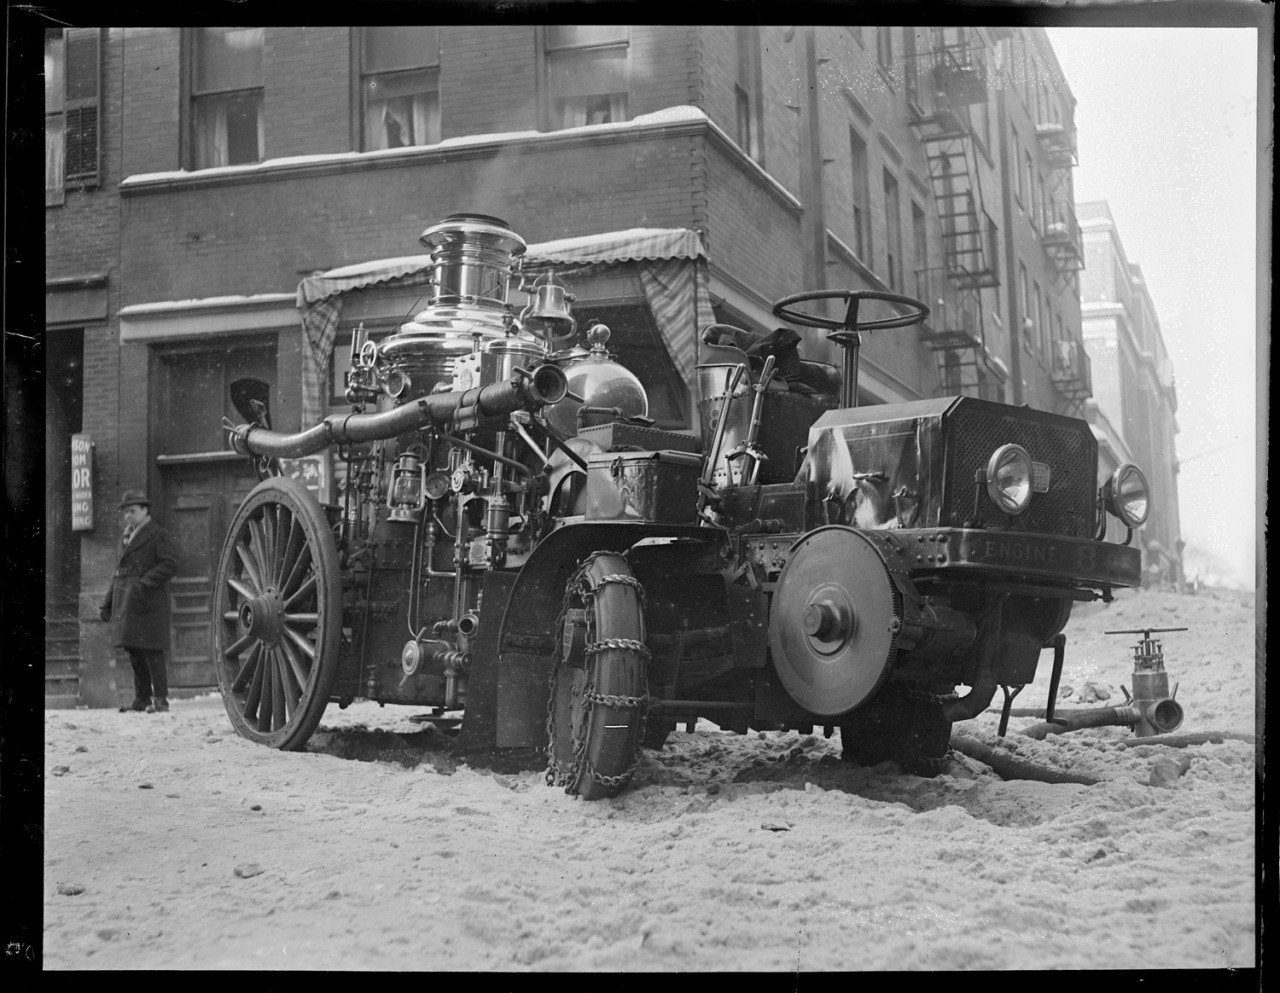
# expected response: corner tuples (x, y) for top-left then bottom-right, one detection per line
(378, 214), (532, 399)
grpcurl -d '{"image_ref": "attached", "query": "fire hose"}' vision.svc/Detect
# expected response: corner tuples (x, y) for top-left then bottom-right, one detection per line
(226, 365), (568, 459)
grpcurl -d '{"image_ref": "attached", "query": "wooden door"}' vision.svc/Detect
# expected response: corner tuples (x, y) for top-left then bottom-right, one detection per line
(162, 460), (260, 688)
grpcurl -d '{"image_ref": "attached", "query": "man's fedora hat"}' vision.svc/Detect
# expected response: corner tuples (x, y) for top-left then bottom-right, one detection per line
(118, 489), (151, 509)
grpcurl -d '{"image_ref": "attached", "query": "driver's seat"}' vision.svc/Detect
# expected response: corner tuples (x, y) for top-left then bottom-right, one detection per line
(696, 324), (839, 486)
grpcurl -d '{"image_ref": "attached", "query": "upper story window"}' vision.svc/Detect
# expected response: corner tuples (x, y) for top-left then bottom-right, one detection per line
(875, 27), (893, 81)
(45, 28), (101, 205)
(544, 26), (629, 129)
(735, 26), (764, 164)
(911, 201), (928, 296)
(883, 169), (902, 292)
(902, 28), (922, 109)
(192, 27), (264, 169)
(849, 127), (871, 261)
(360, 26), (441, 151)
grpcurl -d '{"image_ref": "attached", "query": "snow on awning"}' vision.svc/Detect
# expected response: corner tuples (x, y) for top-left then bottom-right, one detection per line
(296, 229), (706, 307)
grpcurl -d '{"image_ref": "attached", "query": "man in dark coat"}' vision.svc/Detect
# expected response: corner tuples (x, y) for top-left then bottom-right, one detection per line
(99, 490), (179, 713)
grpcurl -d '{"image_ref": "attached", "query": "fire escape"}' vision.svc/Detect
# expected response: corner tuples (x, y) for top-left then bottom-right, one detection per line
(906, 28), (1000, 399)
(1035, 78), (1090, 410)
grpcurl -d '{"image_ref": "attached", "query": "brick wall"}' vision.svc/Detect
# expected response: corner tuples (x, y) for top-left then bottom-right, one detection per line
(265, 28), (352, 156)
(120, 28), (182, 177)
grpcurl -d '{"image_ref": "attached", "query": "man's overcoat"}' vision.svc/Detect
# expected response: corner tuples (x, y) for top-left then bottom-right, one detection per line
(100, 521), (179, 650)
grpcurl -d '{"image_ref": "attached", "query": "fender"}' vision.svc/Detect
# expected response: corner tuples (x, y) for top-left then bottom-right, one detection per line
(484, 521), (723, 750)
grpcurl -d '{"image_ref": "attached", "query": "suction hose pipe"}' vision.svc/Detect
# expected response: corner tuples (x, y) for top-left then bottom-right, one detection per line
(941, 682), (999, 724)
(228, 365), (568, 459)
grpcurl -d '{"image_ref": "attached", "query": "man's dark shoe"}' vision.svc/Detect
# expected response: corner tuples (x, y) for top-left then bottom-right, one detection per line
(119, 698), (150, 713)
(146, 698), (169, 713)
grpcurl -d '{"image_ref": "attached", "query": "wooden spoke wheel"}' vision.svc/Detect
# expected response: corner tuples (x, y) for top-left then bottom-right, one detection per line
(840, 683), (952, 777)
(213, 476), (342, 750)
(547, 552), (650, 800)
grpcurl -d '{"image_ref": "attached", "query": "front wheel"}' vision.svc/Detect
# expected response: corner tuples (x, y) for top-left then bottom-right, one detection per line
(840, 683), (952, 776)
(546, 552), (650, 799)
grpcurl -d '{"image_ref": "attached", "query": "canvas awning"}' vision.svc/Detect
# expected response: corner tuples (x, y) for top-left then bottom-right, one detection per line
(297, 228), (713, 424)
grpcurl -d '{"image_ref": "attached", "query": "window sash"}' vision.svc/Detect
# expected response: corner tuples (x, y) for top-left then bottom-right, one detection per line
(363, 73), (441, 150)
(850, 129), (870, 260)
(194, 90), (264, 168)
(194, 27), (264, 94)
(46, 28), (100, 197)
(884, 171), (902, 291)
(546, 46), (629, 98)
(363, 26), (440, 73)
(546, 25), (628, 51)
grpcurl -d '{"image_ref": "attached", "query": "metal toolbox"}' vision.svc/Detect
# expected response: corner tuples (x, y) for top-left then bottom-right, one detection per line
(584, 450), (703, 523)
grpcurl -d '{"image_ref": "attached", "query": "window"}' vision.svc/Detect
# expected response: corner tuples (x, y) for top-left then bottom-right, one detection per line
(986, 216), (999, 276)
(1024, 151), (1035, 225)
(360, 27), (441, 150)
(1012, 129), (1023, 203)
(902, 28), (920, 108)
(544, 26), (629, 129)
(849, 128), (871, 261)
(192, 27), (264, 169)
(1032, 281), (1043, 354)
(911, 201), (928, 297)
(875, 27), (893, 80)
(45, 28), (101, 204)
(883, 170), (902, 291)
(735, 26), (763, 164)
(1019, 263), (1031, 348)
(1038, 173), (1048, 231)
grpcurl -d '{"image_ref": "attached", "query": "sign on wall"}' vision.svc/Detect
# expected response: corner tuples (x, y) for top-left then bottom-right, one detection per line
(71, 433), (94, 531)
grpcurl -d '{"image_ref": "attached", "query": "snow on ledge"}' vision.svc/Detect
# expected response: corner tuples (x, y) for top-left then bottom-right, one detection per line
(118, 292), (298, 316)
(119, 106), (711, 189)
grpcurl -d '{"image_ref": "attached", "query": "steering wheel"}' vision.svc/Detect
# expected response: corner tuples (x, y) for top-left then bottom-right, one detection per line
(772, 289), (930, 340)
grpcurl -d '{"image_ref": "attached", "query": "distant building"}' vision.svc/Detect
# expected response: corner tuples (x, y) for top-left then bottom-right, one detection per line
(45, 25), (1090, 705)
(1077, 200), (1183, 581)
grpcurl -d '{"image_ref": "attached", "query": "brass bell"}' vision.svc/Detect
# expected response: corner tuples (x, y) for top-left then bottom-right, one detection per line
(520, 272), (577, 342)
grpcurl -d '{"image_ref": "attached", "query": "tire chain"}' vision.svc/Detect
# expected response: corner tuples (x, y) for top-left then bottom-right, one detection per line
(543, 552), (652, 797)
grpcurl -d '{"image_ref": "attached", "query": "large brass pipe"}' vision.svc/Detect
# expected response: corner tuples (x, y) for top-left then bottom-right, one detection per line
(228, 365), (568, 459)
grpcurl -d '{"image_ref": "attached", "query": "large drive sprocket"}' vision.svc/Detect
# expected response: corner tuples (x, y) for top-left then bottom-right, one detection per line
(767, 526), (903, 717)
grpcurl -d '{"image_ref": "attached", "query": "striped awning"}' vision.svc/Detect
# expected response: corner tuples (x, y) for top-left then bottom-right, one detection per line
(296, 228), (711, 425)
(296, 228), (706, 306)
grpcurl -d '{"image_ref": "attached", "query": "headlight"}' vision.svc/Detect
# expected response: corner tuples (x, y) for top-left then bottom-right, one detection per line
(1104, 463), (1150, 527)
(985, 444), (1033, 515)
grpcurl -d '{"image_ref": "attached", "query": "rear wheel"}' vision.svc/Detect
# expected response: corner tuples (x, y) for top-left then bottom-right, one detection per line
(840, 683), (952, 776)
(546, 552), (650, 799)
(212, 476), (342, 750)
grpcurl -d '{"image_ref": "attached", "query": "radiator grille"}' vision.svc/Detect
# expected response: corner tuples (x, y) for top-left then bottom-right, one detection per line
(943, 404), (1097, 537)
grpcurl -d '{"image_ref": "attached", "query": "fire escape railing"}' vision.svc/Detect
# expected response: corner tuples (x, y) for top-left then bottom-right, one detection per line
(1050, 335), (1092, 401)
(1041, 201), (1085, 275)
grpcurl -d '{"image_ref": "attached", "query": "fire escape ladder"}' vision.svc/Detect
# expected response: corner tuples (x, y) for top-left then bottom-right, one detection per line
(915, 266), (993, 400)
(909, 35), (999, 292)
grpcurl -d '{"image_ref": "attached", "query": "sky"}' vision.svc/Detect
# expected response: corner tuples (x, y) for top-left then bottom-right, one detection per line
(1045, 27), (1262, 589)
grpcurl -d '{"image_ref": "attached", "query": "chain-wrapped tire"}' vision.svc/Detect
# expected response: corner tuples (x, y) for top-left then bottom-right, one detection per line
(839, 683), (952, 777)
(546, 552), (650, 800)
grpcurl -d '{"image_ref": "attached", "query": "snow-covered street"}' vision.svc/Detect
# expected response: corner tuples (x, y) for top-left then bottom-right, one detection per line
(43, 587), (1256, 970)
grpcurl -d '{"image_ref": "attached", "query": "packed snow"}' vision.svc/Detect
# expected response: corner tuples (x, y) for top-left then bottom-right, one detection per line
(43, 587), (1256, 970)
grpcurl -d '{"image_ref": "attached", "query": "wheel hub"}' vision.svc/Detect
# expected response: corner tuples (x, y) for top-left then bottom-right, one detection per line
(801, 587), (857, 651)
(239, 588), (285, 644)
(768, 526), (902, 716)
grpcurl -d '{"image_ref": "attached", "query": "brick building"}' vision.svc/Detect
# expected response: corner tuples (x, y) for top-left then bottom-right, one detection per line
(45, 24), (1092, 706)
(1078, 200), (1183, 580)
